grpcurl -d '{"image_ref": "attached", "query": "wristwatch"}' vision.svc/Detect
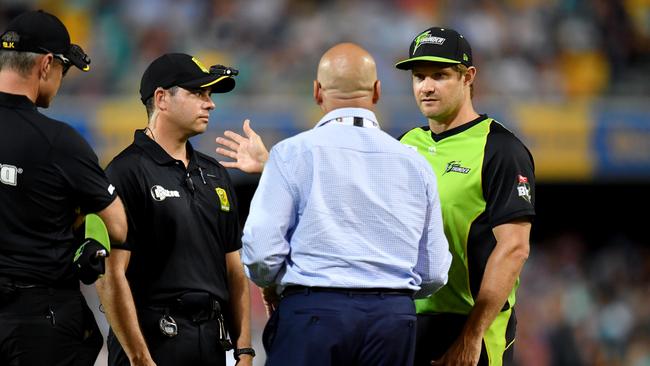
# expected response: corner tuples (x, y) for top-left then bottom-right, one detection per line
(234, 347), (256, 360)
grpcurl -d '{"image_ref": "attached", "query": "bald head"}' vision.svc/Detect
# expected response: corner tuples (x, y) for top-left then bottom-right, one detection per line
(314, 43), (380, 112)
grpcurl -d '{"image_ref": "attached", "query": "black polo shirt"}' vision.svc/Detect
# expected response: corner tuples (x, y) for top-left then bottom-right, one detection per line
(0, 91), (117, 287)
(106, 130), (242, 306)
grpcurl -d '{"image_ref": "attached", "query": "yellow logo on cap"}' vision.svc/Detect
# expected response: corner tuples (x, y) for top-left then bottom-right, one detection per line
(192, 57), (209, 73)
(215, 187), (230, 212)
(2, 41), (15, 49)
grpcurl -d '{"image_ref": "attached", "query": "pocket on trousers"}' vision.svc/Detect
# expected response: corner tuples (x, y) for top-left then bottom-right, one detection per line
(262, 309), (280, 353)
(292, 308), (341, 316)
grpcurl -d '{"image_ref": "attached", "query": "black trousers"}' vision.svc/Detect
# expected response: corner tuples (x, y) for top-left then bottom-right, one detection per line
(0, 287), (102, 366)
(107, 306), (226, 366)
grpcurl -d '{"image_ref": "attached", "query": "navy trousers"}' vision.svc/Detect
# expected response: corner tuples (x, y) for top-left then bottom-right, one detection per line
(264, 289), (416, 366)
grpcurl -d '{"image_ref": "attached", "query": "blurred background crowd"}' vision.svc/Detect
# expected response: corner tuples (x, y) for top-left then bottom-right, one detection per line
(517, 233), (650, 366)
(2, 0), (649, 365)
(2, 0), (650, 98)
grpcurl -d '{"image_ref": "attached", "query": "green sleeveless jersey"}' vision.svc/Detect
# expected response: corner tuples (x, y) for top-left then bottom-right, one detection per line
(399, 115), (535, 315)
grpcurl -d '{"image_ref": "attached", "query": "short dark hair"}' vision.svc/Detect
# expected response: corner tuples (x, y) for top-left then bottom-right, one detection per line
(145, 86), (179, 120)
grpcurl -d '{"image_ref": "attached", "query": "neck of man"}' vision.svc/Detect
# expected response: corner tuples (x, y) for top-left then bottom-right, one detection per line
(321, 91), (375, 114)
(0, 70), (40, 104)
(145, 121), (190, 167)
(428, 99), (480, 135)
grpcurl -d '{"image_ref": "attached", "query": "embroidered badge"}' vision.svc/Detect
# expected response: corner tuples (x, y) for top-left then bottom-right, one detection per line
(443, 161), (471, 175)
(215, 187), (230, 212)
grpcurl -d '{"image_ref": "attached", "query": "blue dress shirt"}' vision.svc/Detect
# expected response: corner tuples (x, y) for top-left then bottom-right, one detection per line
(242, 107), (451, 298)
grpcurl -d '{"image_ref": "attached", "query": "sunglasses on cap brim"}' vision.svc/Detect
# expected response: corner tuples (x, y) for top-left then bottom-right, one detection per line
(39, 44), (91, 76)
(209, 64), (239, 77)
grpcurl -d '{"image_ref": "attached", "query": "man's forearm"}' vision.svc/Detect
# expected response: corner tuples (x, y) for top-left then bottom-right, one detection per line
(226, 253), (252, 349)
(96, 273), (153, 364)
(462, 235), (528, 340)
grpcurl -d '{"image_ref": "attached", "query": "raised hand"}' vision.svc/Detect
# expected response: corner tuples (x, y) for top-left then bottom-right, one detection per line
(215, 119), (269, 174)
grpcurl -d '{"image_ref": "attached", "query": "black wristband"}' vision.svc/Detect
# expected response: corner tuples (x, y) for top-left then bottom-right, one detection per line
(234, 347), (255, 360)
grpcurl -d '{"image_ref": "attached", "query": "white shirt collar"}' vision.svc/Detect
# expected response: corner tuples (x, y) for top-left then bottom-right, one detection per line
(314, 107), (380, 129)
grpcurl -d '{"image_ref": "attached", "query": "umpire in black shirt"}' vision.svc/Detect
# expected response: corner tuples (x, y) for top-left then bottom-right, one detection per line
(97, 53), (253, 366)
(0, 10), (127, 366)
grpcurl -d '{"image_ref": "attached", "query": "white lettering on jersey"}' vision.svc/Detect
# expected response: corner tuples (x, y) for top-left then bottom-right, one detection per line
(150, 185), (180, 201)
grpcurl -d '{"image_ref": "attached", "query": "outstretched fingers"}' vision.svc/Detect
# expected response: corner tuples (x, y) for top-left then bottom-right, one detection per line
(215, 135), (239, 149)
(218, 161), (239, 168)
(223, 130), (248, 144)
(242, 119), (256, 137)
(215, 147), (237, 159)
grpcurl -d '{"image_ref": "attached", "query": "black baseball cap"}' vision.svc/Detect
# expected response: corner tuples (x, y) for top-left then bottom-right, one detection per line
(0, 10), (91, 72)
(395, 27), (472, 70)
(139, 53), (237, 104)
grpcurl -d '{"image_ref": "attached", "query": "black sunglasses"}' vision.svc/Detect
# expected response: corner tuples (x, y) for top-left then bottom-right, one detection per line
(53, 54), (72, 76)
(39, 47), (72, 76)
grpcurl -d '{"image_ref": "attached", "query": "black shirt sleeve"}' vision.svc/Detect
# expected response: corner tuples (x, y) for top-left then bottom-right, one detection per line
(105, 154), (144, 251)
(52, 124), (116, 214)
(483, 122), (536, 227)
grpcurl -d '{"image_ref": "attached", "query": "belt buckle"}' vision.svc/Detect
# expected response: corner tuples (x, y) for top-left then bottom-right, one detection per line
(159, 314), (178, 337)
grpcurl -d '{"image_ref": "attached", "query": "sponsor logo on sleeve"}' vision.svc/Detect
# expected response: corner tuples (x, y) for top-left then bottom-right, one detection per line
(516, 174), (532, 203)
(150, 185), (180, 201)
(0, 163), (22, 186)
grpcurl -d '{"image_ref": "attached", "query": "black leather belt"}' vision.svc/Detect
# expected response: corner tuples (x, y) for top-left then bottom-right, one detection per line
(148, 292), (222, 321)
(0, 276), (77, 290)
(281, 285), (414, 298)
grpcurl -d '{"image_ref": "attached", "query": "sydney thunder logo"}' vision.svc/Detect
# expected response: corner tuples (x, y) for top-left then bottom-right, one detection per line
(413, 31), (446, 53)
(443, 161), (471, 175)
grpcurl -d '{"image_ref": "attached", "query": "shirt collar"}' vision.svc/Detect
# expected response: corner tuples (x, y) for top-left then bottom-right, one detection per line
(0, 91), (37, 110)
(314, 107), (380, 129)
(133, 129), (199, 167)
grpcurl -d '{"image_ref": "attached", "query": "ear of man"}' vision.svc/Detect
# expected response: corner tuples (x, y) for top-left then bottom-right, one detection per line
(154, 87), (168, 111)
(313, 80), (323, 106)
(372, 80), (381, 105)
(38, 54), (54, 81)
(464, 66), (476, 87)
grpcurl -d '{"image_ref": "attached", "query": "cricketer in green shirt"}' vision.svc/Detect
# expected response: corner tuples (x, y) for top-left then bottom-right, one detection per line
(400, 115), (535, 365)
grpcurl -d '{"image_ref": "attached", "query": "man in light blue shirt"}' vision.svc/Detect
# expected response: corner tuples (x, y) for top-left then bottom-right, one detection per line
(224, 43), (451, 366)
